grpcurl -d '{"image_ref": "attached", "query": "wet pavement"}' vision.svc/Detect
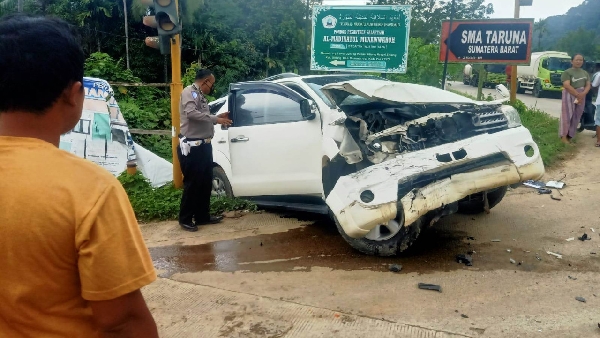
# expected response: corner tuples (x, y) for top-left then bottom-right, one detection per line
(150, 211), (597, 278)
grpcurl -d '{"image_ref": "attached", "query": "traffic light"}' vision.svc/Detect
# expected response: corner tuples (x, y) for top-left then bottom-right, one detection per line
(141, 0), (182, 55)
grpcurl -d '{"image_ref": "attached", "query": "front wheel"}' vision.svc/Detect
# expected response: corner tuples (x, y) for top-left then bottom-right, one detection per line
(333, 212), (423, 256)
(457, 186), (508, 215)
(211, 166), (233, 198)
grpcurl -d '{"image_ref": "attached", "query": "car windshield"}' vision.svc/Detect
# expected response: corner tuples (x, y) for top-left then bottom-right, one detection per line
(302, 75), (383, 108)
(484, 64), (506, 73)
(547, 57), (571, 71)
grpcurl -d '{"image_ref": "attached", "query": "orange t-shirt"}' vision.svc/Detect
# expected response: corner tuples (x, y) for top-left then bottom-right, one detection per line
(0, 137), (157, 337)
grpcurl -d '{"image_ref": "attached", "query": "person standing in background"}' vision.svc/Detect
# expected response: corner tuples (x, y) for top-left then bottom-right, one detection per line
(591, 63), (600, 147)
(560, 54), (591, 144)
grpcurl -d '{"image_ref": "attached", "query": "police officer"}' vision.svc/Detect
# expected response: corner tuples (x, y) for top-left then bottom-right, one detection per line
(178, 69), (232, 232)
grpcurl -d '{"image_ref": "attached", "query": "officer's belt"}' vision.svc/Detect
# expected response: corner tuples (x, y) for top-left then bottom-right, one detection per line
(179, 134), (212, 146)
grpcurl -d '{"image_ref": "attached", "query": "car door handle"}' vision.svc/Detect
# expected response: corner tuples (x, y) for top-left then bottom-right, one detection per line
(231, 136), (249, 143)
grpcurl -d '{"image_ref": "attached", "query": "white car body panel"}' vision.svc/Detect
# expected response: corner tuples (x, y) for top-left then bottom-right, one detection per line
(326, 126), (545, 238)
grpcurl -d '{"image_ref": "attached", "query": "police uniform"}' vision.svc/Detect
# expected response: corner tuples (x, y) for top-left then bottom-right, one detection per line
(177, 83), (219, 226)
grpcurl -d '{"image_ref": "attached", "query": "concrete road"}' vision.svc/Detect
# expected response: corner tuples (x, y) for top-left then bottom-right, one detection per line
(447, 82), (563, 119)
(141, 140), (600, 338)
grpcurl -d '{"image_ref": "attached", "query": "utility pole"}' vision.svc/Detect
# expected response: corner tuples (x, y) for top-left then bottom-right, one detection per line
(510, 0), (520, 104)
(441, 0), (456, 90)
(123, 0), (130, 70)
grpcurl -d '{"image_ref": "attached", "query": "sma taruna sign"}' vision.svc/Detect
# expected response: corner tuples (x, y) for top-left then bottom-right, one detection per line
(439, 19), (534, 65)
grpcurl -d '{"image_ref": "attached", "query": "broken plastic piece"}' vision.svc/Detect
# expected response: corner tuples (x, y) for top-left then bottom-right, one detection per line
(575, 297), (586, 303)
(592, 228), (595, 233)
(418, 283), (442, 292)
(491, 239), (501, 242)
(579, 233), (591, 241)
(456, 254), (473, 266)
(551, 195), (561, 201)
(546, 181), (565, 189)
(566, 237), (575, 242)
(389, 264), (403, 273)
(461, 314), (469, 318)
(510, 258), (516, 264)
(568, 276), (577, 280)
(523, 180), (545, 189)
(506, 249), (512, 253)
(467, 236), (475, 240)
(546, 251), (563, 259)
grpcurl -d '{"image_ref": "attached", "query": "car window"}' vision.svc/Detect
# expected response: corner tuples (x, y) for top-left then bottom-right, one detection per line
(282, 83), (311, 100)
(302, 75), (383, 108)
(234, 89), (303, 127)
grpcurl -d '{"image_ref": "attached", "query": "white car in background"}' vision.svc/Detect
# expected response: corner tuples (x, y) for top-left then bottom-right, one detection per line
(208, 74), (545, 256)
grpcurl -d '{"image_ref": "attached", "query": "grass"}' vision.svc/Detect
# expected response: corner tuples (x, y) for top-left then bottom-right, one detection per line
(118, 172), (257, 222)
(449, 89), (573, 167)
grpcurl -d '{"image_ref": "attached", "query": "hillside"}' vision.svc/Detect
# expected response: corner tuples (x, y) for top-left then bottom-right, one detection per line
(537, 0), (600, 58)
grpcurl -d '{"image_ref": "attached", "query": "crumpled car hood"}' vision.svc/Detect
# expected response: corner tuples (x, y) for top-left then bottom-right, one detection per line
(320, 79), (508, 107)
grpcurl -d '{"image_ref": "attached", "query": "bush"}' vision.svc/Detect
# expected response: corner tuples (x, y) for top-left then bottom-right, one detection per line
(118, 172), (257, 222)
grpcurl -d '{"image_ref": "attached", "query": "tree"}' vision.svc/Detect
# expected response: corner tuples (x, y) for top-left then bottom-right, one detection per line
(555, 28), (600, 60)
(533, 19), (548, 51)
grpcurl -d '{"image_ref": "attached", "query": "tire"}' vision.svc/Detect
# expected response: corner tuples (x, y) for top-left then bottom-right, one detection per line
(333, 212), (424, 256)
(211, 166), (233, 198)
(462, 77), (469, 85)
(457, 186), (508, 215)
(516, 83), (526, 94)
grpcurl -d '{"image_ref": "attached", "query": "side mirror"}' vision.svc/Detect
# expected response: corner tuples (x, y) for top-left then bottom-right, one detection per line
(300, 99), (317, 120)
(541, 59), (548, 69)
(496, 84), (510, 98)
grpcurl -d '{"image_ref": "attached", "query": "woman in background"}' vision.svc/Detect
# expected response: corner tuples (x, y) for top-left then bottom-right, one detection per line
(560, 54), (590, 144)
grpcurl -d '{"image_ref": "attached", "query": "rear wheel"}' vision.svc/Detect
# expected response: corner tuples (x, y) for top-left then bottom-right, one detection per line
(516, 82), (526, 94)
(457, 186), (508, 215)
(333, 211), (423, 256)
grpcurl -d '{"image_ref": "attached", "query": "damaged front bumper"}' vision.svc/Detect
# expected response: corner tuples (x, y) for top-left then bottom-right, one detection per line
(326, 126), (545, 239)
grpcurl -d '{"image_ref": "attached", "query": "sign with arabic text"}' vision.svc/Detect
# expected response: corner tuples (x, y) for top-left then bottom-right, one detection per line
(311, 5), (412, 73)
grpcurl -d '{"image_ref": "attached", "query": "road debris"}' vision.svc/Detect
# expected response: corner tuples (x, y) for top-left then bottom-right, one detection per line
(523, 180), (545, 189)
(456, 254), (473, 266)
(579, 233), (591, 241)
(568, 276), (577, 280)
(388, 264), (403, 273)
(418, 283), (442, 292)
(538, 188), (552, 194)
(546, 181), (565, 189)
(547, 251), (563, 259)
(510, 258), (516, 264)
(461, 314), (469, 318)
(506, 249), (512, 253)
(551, 195), (562, 201)
(535, 253), (542, 261)
(575, 297), (586, 303)
(491, 239), (501, 242)
(591, 252), (597, 255)
(467, 236), (475, 240)
(566, 237), (575, 241)
(592, 228), (595, 233)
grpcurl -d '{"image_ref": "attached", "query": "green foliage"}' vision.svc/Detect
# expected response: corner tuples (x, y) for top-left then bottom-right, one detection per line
(555, 28), (600, 60)
(389, 38), (461, 87)
(118, 172), (257, 222)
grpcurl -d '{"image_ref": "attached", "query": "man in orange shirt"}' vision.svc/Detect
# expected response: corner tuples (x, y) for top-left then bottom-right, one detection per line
(0, 14), (158, 337)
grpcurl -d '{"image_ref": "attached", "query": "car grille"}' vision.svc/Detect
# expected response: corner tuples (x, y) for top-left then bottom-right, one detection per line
(550, 73), (563, 87)
(472, 109), (509, 134)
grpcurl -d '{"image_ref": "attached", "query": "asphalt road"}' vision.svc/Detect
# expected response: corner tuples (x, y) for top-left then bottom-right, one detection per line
(142, 140), (600, 338)
(447, 81), (563, 119)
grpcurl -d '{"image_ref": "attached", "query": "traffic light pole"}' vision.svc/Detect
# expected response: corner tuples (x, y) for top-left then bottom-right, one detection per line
(170, 1), (183, 189)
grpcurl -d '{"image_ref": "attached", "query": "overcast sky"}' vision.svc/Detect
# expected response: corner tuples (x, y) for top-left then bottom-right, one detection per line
(321, 0), (585, 20)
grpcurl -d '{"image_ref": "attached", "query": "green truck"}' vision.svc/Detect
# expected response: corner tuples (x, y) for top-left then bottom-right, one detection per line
(463, 64), (508, 88)
(516, 51), (571, 98)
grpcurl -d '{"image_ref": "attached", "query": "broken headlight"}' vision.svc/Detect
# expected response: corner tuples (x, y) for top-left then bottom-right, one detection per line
(499, 106), (521, 128)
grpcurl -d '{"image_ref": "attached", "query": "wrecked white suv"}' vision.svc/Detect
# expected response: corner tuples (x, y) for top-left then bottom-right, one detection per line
(208, 74), (545, 256)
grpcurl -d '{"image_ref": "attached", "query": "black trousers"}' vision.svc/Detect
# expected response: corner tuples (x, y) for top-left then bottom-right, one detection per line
(177, 143), (213, 224)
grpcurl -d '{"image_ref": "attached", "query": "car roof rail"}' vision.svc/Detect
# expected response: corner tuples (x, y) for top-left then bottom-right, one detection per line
(262, 73), (301, 81)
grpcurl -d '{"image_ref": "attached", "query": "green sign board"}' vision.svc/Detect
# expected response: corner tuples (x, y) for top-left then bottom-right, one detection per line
(311, 5), (412, 73)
